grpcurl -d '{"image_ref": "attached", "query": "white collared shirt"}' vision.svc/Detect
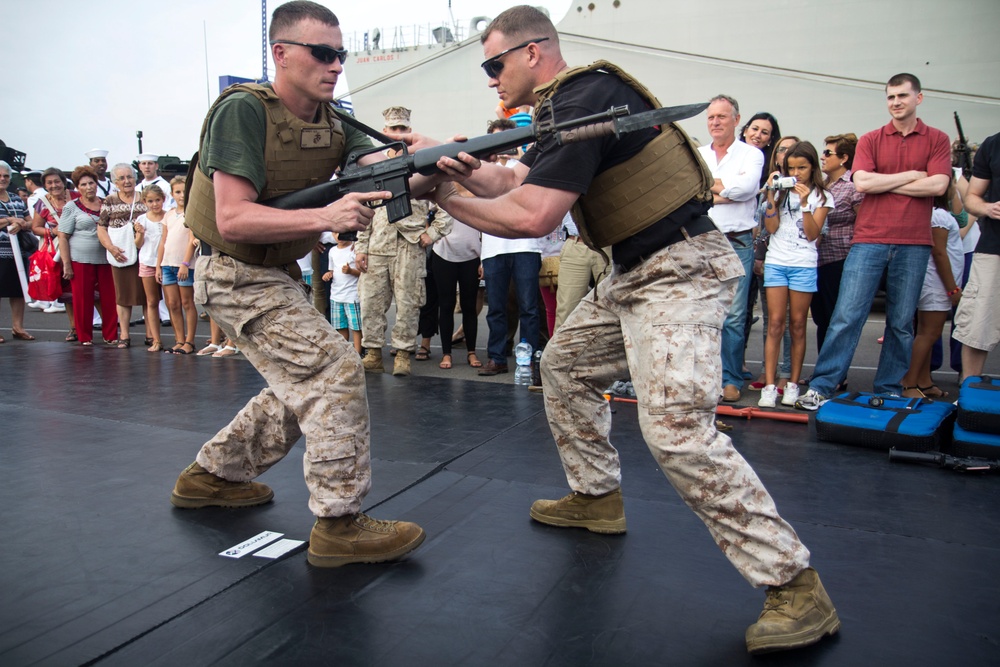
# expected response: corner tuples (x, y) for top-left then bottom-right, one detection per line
(139, 176), (176, 210)
(698, 140), (764, 233)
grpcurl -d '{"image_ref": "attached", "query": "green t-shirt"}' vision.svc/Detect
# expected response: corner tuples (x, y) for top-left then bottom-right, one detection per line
(199, 90), (374, 195)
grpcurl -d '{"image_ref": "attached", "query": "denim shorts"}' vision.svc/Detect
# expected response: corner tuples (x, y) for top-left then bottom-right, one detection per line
(161, 265), (194, 287)
(764, 264), (817, 293)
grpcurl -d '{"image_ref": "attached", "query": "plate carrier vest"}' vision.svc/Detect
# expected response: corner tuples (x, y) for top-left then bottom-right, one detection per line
(186, 83), (346, 266)
(532, 61), (713, 250)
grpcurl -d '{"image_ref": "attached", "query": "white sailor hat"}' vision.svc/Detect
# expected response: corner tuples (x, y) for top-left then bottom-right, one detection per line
(85, 149), (109, 159)
(136, 153), (159, 162)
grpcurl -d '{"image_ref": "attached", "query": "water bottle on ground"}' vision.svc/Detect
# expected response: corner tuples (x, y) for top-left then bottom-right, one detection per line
(514, 338), (533, 385)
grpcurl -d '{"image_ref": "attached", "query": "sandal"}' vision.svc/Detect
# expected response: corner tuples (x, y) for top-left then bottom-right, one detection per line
(918, 384), (948, 398)
(172, 341), (196, 355)
(196, 343), (221, 356)
(467, 351), (483, 368)
(415, 345), (431, 361)
(12, 330), (35, 340)
(81, 341), (94, 347)
(144, 337), (154, 347)
(902, 386), (926, 399)
(116, 338), (131, 349)
(439, 354), (452, 369)
(213, 344), (239, 358)
(148, 341), (162, 353)
(66, 329), (78, 342)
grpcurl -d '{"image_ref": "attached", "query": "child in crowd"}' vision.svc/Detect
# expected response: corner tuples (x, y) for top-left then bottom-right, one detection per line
(157, 177), (198, 354)
(322, 232), (362, 354)
(759, 141), (833, 408)
(901, 178), (965, 398)
(134, 185), (165, 352)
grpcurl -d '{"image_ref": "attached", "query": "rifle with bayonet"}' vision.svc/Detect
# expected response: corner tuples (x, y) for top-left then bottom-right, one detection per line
(953, 112), (973, 180)
(260, 101), (709, 236)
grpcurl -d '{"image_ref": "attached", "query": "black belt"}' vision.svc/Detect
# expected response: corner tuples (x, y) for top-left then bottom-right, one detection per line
(725, 229), (753, 240)
(667, 216), (718, 246)
(617, 216), (719, 272)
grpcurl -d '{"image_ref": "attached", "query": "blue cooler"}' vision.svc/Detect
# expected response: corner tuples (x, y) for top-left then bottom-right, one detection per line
(956, 376), (1000, 434)
(950, 422), (1000, 459)
(815, 392), (956, 452)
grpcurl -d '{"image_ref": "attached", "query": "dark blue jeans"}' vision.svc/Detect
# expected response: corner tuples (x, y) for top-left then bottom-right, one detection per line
(483, 252), (540, 364)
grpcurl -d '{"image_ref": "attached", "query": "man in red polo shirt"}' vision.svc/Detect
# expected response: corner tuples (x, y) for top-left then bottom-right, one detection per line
(797, 73), (951, 409)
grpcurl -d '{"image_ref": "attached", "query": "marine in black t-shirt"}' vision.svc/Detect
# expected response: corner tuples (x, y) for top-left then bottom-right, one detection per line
(520, 71), (709, 269)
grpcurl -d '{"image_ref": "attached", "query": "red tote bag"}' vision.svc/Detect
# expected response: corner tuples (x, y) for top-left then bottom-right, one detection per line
(28, 232), (63, 302)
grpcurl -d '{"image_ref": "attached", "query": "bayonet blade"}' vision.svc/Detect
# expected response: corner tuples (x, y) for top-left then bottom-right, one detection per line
(615, 102), (709, 134)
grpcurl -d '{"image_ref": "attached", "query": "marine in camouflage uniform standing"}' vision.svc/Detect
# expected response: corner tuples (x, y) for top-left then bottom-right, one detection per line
(169, 0), (427, 568)
(356, 106), (453, 377)
(420, 5), (839, 654)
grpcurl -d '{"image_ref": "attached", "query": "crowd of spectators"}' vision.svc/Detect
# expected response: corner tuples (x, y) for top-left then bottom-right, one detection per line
(1, 78), (996, 406)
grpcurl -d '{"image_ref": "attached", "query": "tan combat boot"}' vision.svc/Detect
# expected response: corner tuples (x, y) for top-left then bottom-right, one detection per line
(307, 513), (426, 567)
(529, 488), (627, 534)
(392, 349), (411, 376)
(170, 462), (274, 509)
(362, 348), (384, 373)
(745, 567), (841, 654)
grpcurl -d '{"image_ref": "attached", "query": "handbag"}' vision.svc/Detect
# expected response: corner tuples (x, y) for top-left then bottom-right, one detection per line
(16, 229), (38, 254)
(106, 223), (138, 267)
(539, 255), (560, 290)
(28, 231), (63, 301)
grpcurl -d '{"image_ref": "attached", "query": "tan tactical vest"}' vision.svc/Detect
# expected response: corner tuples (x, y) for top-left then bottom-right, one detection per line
(186, 83), (346, 266)
(533, 61), (713, 250)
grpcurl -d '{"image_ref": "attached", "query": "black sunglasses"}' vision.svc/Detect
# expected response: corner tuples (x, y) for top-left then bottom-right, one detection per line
(822, 149), (838, 157)
(480, 37), (549, 78)
(271, 40), (348, 65)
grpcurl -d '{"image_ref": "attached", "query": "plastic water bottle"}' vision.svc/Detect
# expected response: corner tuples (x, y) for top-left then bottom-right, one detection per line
(514, 338), (533, 385)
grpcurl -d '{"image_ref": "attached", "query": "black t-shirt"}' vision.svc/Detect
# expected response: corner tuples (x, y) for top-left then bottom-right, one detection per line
(521, 71), (708, 268)
(972, 131), (1000, 255)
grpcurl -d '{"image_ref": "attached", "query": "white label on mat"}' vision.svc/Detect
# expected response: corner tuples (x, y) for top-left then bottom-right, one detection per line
(219, 531), (284, 558)
(252, 539), (306, 559)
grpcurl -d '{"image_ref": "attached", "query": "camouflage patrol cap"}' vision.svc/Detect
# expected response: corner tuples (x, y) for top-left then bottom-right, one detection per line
(382, 106), (412, 128)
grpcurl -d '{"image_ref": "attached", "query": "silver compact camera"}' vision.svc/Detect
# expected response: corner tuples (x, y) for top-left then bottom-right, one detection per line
(771, 175), (797, 191)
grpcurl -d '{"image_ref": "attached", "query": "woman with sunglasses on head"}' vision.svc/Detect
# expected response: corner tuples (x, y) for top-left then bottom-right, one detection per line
(814, 134), (863, 362)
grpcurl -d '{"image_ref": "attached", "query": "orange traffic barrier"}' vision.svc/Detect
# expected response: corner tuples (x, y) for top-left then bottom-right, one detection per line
(603, 395), (810, 424)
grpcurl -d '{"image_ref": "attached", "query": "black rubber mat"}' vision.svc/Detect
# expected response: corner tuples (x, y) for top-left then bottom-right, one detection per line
(1, 343), (997, 665)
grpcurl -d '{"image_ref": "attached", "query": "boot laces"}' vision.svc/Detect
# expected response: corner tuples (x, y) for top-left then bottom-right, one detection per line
(354, 513), (395, 532)
(762, 587), (791, 614)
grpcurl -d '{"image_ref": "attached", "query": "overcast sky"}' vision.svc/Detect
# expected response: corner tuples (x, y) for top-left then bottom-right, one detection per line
(3, 0), (570, 172)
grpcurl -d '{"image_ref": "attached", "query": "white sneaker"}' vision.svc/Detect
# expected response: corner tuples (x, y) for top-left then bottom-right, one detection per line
(44, 303), (66, 313)
(758, 385), (778, 408)
(781, 382), (800, 406)
(796, 388), (827, 411)
(27, 301), (46, 310)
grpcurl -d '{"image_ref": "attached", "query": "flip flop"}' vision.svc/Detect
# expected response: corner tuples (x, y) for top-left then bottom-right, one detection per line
(918, 384), (948, 398)
(439, 354), (452, 369)
(12, 330), (35, 340)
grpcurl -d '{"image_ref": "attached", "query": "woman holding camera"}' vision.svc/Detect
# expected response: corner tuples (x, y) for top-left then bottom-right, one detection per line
(758, 142), (833, 409)
(814, 134), (863, 354)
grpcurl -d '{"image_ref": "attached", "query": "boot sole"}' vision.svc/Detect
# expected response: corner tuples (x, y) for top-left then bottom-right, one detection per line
(306, 529), (426, 567)
(529, 508), (627, 534)
(169, 490), (274, 509)
(746, 611), (841, 654)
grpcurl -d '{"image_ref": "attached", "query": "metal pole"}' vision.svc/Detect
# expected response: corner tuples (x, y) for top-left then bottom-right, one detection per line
(204, 21), (212, 103)
(261, 0), (268, 82)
